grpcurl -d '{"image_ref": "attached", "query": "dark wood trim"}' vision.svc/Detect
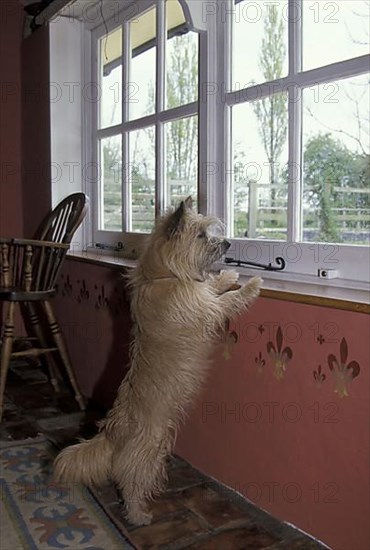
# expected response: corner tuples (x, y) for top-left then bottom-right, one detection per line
(260, 289), (370, 315)
(67, 252), (136, 270)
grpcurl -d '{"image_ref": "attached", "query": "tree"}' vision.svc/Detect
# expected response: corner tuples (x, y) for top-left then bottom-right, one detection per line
(165, 34), (198, 205)
(252, 5), (288, 211)
(103, 29), (199, 232)
(103, 138), (122, 230)
(346, 0), (369, 47)
(146, 33), (198, 204)
(233, 144), (249, 237)
(303, 133), (369, 242)
(122, 32), (198, 231)
(233, 5), (288, 238)
(301, 1), (370, 244)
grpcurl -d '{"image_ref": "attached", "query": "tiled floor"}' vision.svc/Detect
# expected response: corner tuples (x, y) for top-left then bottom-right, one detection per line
(1, 361), (329, 550)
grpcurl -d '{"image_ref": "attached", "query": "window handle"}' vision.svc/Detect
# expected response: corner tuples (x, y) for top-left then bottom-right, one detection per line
(224, 257), (286, 272)
(95, 242), (124, 252)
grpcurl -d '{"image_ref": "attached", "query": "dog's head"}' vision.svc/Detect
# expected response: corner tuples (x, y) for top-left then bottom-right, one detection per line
(141, 197), (230, 281)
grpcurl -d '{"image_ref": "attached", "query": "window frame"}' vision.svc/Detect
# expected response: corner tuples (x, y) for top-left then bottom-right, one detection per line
(82, 0), (369, 285)
(217, 0), (370, 285)
(88, 0), (202, 251)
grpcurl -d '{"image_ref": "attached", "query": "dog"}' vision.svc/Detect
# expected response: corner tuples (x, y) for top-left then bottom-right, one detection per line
(54, 197), (262, 526)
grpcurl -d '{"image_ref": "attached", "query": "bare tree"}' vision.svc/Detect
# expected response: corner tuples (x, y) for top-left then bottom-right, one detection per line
(252, 5), (288, 210)
(166, 34), (198, 186)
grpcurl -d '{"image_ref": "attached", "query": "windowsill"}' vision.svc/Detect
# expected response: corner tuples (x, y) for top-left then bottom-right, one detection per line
(67, 249), (138, 269)
(66, 249), (370, 312)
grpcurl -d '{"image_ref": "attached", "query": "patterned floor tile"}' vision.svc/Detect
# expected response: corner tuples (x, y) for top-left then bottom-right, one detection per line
(184, 524), (281, 550)
(129, 511), (210, 549)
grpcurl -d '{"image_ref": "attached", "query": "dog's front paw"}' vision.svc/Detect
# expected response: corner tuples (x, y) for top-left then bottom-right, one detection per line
(126, 507), (153, 526)
(241, 276), (263, 298)
(214, 270), (240, 293)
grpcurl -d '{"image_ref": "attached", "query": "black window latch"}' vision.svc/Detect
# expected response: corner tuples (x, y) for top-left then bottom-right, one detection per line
(95, 242), (124, 252)
(224, 257), (286, 271)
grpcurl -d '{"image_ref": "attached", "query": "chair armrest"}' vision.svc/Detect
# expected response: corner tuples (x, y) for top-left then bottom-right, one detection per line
(10, 238), (70, 250)
(1, 239), (69, 292)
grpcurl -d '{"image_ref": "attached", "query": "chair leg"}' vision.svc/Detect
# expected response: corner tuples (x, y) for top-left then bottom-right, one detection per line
(0, 302), (15, 422)
(42, 300), (85, 411)
(24, 302), (60, 392)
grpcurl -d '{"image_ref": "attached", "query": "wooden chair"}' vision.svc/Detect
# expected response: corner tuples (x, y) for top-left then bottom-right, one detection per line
(0, 193), (88, 421)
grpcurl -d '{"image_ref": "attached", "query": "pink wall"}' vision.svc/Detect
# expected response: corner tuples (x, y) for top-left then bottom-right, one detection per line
(53, 260), (132, 406)
(177, 299), (369, 550)
(54, 258), (370, 550)
(0, 6), (50, 239)
(21, 25), (51, 237)
(0, 1), (24, 237)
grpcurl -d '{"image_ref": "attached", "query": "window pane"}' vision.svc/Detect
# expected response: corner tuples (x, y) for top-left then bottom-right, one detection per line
(166, 0), (198, 109)
(232, 0), (288, 89)
(232, 93), (289, 239)
(302, 74), (370, 244)
(100, 135), (122, 231)
(129, 8), (156, 120)
(100, 27), (122, 129)
(166, 116), (198, 209)
(303, 1), (369, 70)
(129, 127), (155, 232)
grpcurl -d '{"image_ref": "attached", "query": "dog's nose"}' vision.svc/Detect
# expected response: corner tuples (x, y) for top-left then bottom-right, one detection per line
(223, 240), (231, 250)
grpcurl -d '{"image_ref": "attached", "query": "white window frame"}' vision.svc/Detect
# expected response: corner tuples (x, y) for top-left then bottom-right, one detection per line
(73, 0), (369, 286)
(212, 0), (370, 286)
(89, 0), (203, 253)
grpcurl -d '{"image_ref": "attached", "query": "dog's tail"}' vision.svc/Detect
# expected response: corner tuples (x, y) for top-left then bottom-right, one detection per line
(54, 432), (112, 487)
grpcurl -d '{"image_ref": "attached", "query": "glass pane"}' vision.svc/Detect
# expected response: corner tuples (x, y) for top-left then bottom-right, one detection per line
(232, 0), (288, 89)
(166, 0), (198, 109)
(100, 27), (122, 129)
(129, 127), (155, 232)
(129, 8), (156, 120)
(166, 116), (198, 208)
(100, 135), (122, 231)
(302, 74), (370, 244)
(232, 93), (289, 239)
(303, 1), (369, 70)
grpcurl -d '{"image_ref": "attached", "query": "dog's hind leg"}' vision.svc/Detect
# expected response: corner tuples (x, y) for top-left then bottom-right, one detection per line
(111, 426), (172, 526)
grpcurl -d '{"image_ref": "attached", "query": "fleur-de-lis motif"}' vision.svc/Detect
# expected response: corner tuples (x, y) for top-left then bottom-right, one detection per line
(61, 274), (72, 297)
(77, 280), (89, 303)
(95, 285), (109, 309)
(313, 365), (326, 386)
(328, 338), (360, 398)
(267, 326), (293, 380)
(254, 351), (266, 373)
(258, 324), (265, 335)
(317, 334), (325, 345)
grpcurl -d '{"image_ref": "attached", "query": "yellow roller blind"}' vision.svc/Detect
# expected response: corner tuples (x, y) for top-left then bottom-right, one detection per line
(101, 0), (186, 69)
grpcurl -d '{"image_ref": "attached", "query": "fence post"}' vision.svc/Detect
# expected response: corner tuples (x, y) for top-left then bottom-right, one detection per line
(248, 180), (257, 238)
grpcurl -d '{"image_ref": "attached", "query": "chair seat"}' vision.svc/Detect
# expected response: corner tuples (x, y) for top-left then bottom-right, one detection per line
(0, 288), (56, 302)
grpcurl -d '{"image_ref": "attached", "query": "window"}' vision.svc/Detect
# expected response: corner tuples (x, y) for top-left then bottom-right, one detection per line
(91, 0), (200, 248)
(50, 0), (369, 285)
(223, 0), (369, 283)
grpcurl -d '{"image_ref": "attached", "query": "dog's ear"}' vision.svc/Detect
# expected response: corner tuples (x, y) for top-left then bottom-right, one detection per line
(184, 196), (193, 210)
(165, 201), (186, 237)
